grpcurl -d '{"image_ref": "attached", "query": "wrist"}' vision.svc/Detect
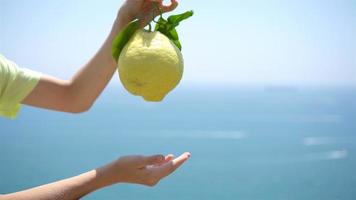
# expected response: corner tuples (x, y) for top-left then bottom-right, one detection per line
(95, 161), (122, 187)
(117, 9), (135, 24)
(110, 14), (132, 37)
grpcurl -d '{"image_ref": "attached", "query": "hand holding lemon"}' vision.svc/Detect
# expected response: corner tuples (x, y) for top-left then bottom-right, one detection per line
(113, 0), (193, 102)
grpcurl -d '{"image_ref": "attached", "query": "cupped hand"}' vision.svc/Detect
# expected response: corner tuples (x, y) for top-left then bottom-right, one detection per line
(99, 152), (191, 187)
(118, 0), (178, 27)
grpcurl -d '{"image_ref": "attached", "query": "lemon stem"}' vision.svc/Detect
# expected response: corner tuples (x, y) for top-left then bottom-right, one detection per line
(148, 22), (152, 32)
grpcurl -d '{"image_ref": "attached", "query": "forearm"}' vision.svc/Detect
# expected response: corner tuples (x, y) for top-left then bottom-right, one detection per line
(1, 152), (190, 200)
(22, 0), (177, 113)
(22, 15), (132, 113)
(2, 169), (109, 200)
(67, 16), (131, 110)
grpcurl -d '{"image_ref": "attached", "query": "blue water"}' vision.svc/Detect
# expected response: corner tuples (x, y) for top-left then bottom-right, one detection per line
(1, 86), (355, 199)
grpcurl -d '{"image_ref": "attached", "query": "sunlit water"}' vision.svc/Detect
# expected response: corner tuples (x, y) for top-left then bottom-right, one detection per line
(1, 86), (355, 199)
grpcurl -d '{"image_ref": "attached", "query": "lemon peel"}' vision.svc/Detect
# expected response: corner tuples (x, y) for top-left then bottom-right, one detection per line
(118, 29), (183, 102)
(112, 10), (193, 102)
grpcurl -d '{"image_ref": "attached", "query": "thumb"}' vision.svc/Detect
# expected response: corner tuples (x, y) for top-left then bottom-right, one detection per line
(141, 154), (165, 166)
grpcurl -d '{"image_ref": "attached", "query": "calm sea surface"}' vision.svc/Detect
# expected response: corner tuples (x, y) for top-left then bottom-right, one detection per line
(1, 86), (355, 199)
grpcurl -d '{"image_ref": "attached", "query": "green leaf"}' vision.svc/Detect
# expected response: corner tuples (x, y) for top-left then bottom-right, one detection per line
(112, 20), (140, 61)
(169, 27), (179, 41)
(154, 17), (168, 31)
(172, 40), (182, 50)
(169, 28), (181, 50)
(154, 10), (193, 51)
(167, 10), (194, 28)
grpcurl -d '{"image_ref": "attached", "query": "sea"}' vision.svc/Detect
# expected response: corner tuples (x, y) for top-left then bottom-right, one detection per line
(0, 86), (355, 200)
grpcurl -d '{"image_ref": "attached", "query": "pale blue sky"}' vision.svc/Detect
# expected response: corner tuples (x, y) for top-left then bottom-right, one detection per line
(1, 0), (355, 87)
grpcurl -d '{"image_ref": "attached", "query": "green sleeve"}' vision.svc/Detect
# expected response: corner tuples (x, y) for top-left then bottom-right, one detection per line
(0, 54), (41, 119)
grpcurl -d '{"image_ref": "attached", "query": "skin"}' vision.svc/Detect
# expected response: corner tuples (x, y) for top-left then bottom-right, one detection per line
(1, 153), (191, 200)
(22, 0), (178, 113)
(1, 0), (189, 199)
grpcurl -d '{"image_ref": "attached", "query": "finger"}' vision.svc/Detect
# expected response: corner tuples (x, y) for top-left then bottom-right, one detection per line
(139, 16), (149, 28)
(139, 0), (178, 28)
(155, 154), (174, 166)
(159, 0), (178, 13)
(158, 152), (190, 177)
(172, 152), (190, 169)
(154, 154), (174, 166)
(165, 154), (174, 162)
(139, 1), (157, 27)
(142, 154), (165, 166)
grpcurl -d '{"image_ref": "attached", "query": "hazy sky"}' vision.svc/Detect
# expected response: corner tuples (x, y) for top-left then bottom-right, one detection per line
(1, 0), (355, 87)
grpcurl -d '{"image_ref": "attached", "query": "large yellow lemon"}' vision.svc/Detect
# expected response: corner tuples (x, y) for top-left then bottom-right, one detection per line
(118, 29), (184, 102)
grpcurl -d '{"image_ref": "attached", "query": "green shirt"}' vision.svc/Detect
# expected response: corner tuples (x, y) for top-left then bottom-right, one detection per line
(0, 54), (41, 119)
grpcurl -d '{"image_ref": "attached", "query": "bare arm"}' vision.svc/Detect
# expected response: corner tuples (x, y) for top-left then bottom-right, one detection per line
(22, 17), (127, 113)
(1, 153), (190, 200)
(22, 0), (178, 113)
